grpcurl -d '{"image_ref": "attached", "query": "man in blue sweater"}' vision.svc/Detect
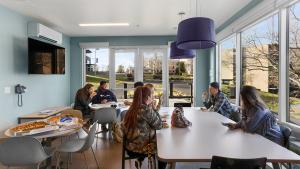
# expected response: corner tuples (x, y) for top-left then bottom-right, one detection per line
(92, 80), (117, 104)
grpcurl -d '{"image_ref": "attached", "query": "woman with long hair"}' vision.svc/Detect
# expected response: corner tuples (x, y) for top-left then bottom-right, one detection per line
(74, 83), (96, 118)
(123, 86), (166, 169)
(227, 85), (283, 145)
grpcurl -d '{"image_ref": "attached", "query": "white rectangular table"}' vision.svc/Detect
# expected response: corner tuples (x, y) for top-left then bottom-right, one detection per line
(156, 107), (300, 167)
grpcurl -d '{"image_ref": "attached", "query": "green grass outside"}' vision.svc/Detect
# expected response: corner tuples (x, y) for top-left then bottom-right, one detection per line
(86, 74), (191, 98)
(222, 84), (280, 112)
(169, 74), (193, 81)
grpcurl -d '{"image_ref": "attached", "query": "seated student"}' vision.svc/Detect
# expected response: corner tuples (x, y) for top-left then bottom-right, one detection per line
(121, 81), (144, 121)
(122, 86), (167, 169)
(134, 81), (144, 88)
(123, 81), (144, 106)
(202, 82), (234, 118)
(227, 85), (283, 145)
(92, 80), (117, 104)
(74, 84), (96, 118)
(145, 83), (161, 111)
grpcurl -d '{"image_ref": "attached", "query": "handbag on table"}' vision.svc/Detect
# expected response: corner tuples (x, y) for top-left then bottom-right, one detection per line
(171, 107), (192, 128)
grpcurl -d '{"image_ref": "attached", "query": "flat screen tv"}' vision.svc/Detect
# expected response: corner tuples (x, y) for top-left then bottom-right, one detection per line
(28, 38), (65, 74)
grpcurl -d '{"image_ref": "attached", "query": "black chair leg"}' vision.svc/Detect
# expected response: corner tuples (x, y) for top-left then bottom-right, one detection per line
(122, 159), (125, 169)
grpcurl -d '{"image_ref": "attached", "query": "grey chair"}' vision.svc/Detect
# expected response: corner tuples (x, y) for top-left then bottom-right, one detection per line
(120, 110), (128, 121)
(280, 124), (292, 148)
(0, 136), (54, 169)
(93, 107), (117, 145)
(55, 121), (100, 169)
(279, 124), (292, 169)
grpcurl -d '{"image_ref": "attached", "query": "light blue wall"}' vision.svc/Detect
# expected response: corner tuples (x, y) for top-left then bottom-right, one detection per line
(194, 48), (215, 106)
(70, 36), (176, 101)
(0, 5), (71, 131)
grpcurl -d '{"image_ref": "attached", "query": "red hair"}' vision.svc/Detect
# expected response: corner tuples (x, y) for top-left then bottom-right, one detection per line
(124, 86), (152, 129)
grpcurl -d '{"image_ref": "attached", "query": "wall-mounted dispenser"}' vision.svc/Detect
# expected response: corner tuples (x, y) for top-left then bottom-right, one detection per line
(15, 84), (26, 107)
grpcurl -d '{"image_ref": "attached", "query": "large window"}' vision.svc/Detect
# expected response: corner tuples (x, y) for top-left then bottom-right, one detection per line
(241, 14), (279, 113)
(85, 48), (109, 89)
(220, 36), (236, 102)
(168, 58), (193, 106)
(289, 2), (300, 124)
(142, 49), (163, 97)
(115, 50), (135, 99)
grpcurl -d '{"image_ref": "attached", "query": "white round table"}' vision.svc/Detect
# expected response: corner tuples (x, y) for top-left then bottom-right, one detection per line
(89, 102), (129, 111)
(5, 122), (82, 139)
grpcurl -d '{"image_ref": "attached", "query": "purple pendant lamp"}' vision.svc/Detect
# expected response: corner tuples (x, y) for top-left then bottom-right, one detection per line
(176, 17), (216, 49)
(170, 41), (195, 59)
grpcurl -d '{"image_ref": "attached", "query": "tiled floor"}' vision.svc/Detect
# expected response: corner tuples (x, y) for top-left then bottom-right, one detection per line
(0, 132), (211, 169)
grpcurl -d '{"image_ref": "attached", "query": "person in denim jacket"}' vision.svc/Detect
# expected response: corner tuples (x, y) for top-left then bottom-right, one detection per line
(202, 82), (234, 118)
(227, 85), (283, 145)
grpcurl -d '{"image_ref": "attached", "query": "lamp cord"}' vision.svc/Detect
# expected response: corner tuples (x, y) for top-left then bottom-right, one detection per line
(189, 0), (192, 17)
(196, 0), (198, 17)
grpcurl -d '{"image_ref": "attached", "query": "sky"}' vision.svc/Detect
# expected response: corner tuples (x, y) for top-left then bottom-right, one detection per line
(221, 1), (300, 50)
(86, 48), (135, 71)
(86, 48), (170, 73)
(221, 14), (279, 50)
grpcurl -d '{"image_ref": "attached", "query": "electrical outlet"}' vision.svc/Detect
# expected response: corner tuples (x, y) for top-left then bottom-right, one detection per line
(4, 87), (11, 94)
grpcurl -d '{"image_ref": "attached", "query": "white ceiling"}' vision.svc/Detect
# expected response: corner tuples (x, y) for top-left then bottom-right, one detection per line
(0, 0), (253, 36)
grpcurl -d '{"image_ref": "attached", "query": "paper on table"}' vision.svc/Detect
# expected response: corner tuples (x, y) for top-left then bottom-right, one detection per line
(57, 117), (79, 126)
(39, 109), (53, 114)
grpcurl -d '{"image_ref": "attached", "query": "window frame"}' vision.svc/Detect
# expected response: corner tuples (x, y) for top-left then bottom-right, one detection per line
(218, 34), (237, 102)
(241, 12), (280, 114)
(217, 0), (300, 127)
(286, 1), (300, 125)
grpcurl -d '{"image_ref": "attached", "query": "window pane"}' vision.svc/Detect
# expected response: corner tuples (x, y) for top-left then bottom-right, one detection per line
(143, 50), (163, 97)
(289, 2), (300, 124)
(169, 59), (193, 106)
(220, 36), (236, 103)
(115, 51), (135, 99)
(241, 14), (279, 113)
(85, 48), (109, 89)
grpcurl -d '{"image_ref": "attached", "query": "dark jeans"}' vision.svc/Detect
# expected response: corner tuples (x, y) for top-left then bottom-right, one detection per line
(127, 150), (167, 169)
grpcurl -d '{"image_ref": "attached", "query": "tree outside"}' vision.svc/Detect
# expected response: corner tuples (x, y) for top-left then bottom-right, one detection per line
(175, 61), (187, 75)
(117, 65), (125, 73)
(220, 6), (300, 124)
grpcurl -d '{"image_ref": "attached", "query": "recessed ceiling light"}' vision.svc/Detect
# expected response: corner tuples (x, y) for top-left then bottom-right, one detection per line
(79, 23), (130, 27)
